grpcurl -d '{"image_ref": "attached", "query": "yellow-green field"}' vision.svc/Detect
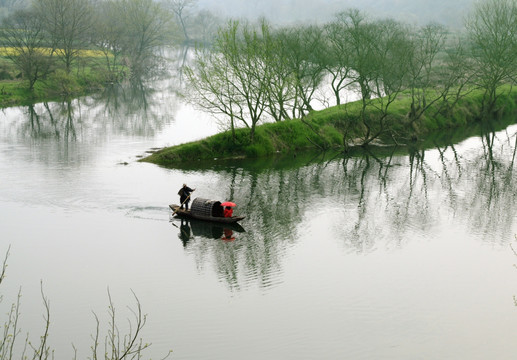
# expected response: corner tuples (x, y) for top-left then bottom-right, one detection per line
(0, 47), (106, 57)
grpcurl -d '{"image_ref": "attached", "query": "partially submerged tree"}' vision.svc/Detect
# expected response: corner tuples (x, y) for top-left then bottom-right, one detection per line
(91, 0), (177, 80)
(189, 9), (222, 46)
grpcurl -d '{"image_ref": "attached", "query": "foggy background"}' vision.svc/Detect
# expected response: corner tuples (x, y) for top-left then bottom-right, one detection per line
(196, 0), (476, 28)
(0, 0), (479, 30)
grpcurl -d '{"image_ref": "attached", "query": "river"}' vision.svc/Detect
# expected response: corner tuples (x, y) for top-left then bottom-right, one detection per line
(1, 74), (517, 359)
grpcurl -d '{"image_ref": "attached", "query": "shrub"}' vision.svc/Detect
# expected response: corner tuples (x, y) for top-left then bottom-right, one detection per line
(46, 69), (81, 95)
(244, 143), (264, 158)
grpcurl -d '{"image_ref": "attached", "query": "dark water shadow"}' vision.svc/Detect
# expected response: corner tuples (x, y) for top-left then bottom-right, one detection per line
(173, 217), (245, 247)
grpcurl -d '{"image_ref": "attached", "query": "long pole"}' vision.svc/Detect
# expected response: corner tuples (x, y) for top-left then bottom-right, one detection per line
(171, 191), (194, 216)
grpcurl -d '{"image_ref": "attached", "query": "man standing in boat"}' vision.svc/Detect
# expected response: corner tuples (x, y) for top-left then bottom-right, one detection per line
(178, 183), (195, 210)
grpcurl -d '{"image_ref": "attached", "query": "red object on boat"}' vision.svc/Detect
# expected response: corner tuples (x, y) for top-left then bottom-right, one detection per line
(221, 201), (236, 207)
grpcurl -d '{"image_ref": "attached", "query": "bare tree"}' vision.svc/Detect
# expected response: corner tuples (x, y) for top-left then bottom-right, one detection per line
(189, 9), (222, 46)
(405, 23), (447, 122)
(324, 14), (356, 106)
(361, 19), (412, 145)
(465, 0), (517, 116)
(185, 20), (274, 143)
(0, 248), (53, 360)
(164, 0), (197, 44)
(33, 0), (94, 73)
(118, 0), (176, 77)
(91, 0), (128, 82)
(0, 8), (52, 90)
(90, 289), (172, 360)
(280, 24), (326, 118)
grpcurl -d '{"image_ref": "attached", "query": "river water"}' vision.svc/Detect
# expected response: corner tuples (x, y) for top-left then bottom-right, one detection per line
(1, 75), (517, 359)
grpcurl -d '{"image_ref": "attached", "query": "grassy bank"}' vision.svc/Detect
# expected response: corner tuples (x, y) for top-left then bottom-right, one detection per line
(141, 86), (517, 167)
(0, 49), (115, 107)
(0, 72), (105, 107)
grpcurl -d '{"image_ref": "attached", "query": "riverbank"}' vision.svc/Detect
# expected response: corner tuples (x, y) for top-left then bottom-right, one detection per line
(0, 52), (114, 108)
(141, 86), (517, 167)
(0, 77), (106, 107)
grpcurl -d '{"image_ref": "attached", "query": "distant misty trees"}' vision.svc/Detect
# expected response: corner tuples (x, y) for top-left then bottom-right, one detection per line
(0, 0), (27, 19)
(0, 0), (225, 89)
(161, 0), (222, 46)
(35, 0), (94, 74)
(1, 0), (515, 146)
(198, 0), (477, 29)
(185, 0), (517, 145)
(92, 0), (175, 79)
(0, 0), (204, 87)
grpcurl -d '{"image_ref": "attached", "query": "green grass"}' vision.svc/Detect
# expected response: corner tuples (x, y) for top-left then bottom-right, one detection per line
(0, 55), (119, 107)
(0, 81), (33, 106)
(142, 85), (517, 167)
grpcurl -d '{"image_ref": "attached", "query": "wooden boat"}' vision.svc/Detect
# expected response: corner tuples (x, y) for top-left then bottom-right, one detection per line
(169, 197), (245, 224)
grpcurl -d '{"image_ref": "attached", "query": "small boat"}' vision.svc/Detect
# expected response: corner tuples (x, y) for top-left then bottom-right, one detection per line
(169, 197), (245, 224)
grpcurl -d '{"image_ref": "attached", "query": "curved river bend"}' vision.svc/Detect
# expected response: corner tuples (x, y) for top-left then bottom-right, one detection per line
(1, 77), (517, 359)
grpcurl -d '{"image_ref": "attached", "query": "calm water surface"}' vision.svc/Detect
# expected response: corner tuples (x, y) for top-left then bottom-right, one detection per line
(1, 78), (517, 359)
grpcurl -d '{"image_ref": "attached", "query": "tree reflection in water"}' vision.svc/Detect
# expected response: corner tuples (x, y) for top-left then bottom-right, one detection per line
(10, 78), (173, 145)
(0, 79), (178, 169)
(9, 47), (194, 145)
(7, 86), (517, 291)
(466, 125), (517, 243)
(173, 124), (517, 291)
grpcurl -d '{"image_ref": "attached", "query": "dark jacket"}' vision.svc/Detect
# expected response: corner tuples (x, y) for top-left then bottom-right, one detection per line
(179, 186), (193, 202)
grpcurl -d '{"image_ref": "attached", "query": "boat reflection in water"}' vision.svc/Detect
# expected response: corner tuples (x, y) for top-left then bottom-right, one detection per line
(174, 218), (245, 247)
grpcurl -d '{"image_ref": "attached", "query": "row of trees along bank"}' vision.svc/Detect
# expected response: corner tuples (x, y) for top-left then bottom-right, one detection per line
(184, 0), (517, 148)
(0, 0), (189, 97)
